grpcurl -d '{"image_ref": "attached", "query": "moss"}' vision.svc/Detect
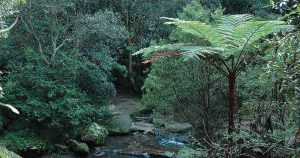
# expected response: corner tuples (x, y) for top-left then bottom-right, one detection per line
(81, 123), (108, 145)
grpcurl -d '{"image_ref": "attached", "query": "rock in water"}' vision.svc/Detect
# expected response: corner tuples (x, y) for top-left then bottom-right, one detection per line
(0, 146), (22, 158)
(114, 147), (176, 158)
(164, 122), (192, 133)
(107, 126), (130, 136)
(81, 123), (109, 145)
(67, 139), (89, 156)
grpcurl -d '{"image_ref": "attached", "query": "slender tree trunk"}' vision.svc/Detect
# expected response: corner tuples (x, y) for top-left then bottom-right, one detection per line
(227, 72), (236, 158)
(128, 53), (138, 93)
(228, 72), (236, 134)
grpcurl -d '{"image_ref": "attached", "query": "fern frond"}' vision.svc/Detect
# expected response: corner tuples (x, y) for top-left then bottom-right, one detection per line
(217, 14), (253, 48)
(134, 43), (225, 62)
(233, 21), (285, 49)
(136, 14), (289, 69)
(161, 17), (224, 47)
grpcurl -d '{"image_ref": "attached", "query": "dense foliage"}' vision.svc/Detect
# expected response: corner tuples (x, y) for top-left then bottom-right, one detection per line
(137, 0), (300, 157)
(0, 0), (128, 151)
(0, 0), (299, 157)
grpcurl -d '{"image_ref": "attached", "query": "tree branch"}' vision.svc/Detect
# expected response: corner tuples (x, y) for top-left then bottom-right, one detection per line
(21, 16), (49, 64)
(0, 15), (19, 33)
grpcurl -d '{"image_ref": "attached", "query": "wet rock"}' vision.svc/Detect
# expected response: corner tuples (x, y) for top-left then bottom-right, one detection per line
(134, 116), (150, 122)
(164, 122), (192, 133)
(107, 126), (131, 136)
(152, 117), (166, 127)
(130, 122), (156, 133)
(0, 146), (22, 158)
(81, 122), (109, 145)
(41, 154), (75, 158)
(91, 147), (107, 157)
(176, 148), (208, 158)
(114, 147), (176, 158)
(151, 115), (192, 133)
(67, 139), (89, 156)
(54, 144), (69, 153)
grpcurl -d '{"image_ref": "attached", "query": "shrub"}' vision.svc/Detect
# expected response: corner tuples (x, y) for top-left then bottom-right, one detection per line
(1, 49), (115, 137)
(142, 58), (227, 138)
(0, 130), (47, 153)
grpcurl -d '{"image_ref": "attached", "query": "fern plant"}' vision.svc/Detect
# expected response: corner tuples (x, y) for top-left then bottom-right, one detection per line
(135, 14), (290, 134)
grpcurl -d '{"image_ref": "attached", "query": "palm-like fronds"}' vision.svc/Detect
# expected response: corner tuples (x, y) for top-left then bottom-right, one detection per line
(135, 14), (292, 135)
(134, 14), (289, 75)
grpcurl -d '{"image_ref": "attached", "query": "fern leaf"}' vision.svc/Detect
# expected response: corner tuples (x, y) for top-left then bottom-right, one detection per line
(161, 17), (224, 47)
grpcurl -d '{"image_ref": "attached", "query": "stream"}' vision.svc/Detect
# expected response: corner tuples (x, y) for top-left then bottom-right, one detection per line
(88, 94), (187, 158)
(89, 132), (186, 158)
(44, 94), (188, 158)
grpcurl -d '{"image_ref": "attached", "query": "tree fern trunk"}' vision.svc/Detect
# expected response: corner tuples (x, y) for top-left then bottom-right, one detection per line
(227, 72), (236, 158)
(228, 72), (236, 134)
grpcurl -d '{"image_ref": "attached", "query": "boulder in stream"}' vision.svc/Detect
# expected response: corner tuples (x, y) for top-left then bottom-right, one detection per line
(107, 126), (131, 136)
(130, 122), (156, 134)
(81, 122), (109, 145)
(164, 122), (192, 133)
(67, 139), (89, 156)
(114, 147), (176, 158)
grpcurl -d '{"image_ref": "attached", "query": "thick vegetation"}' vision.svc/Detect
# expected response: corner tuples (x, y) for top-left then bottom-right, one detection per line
(137, 0), (300, 157)
(0, 0), (299, 157)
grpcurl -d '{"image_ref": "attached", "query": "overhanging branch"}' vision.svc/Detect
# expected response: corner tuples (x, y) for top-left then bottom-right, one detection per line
(0, 15), (19, 34)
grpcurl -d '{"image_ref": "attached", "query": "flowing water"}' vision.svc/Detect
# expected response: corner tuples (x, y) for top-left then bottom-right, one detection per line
(89, 132), (186, 158)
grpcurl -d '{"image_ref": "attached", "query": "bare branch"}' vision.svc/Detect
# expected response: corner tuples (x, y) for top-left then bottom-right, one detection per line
(0, 15), (19, 33)
(21, 16), (50, 64)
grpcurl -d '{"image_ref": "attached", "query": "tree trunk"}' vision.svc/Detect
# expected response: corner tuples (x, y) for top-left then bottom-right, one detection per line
(228, 72), (236, 134)
(128, 53), (138, 93)
(227, 72), (236, 158)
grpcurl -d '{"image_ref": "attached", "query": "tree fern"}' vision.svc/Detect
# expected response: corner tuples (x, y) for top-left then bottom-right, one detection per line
(134, 14), (291, 135)
(135, 14), (289, 75)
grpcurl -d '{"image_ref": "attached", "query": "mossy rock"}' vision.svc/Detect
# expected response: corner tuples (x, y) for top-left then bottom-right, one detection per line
(81, 123), (108, 145)
(67, 139), (89, 156)
(0, 146), (22, 158)
(54, 144), (69, 153)
(107, 126), (130, 136)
